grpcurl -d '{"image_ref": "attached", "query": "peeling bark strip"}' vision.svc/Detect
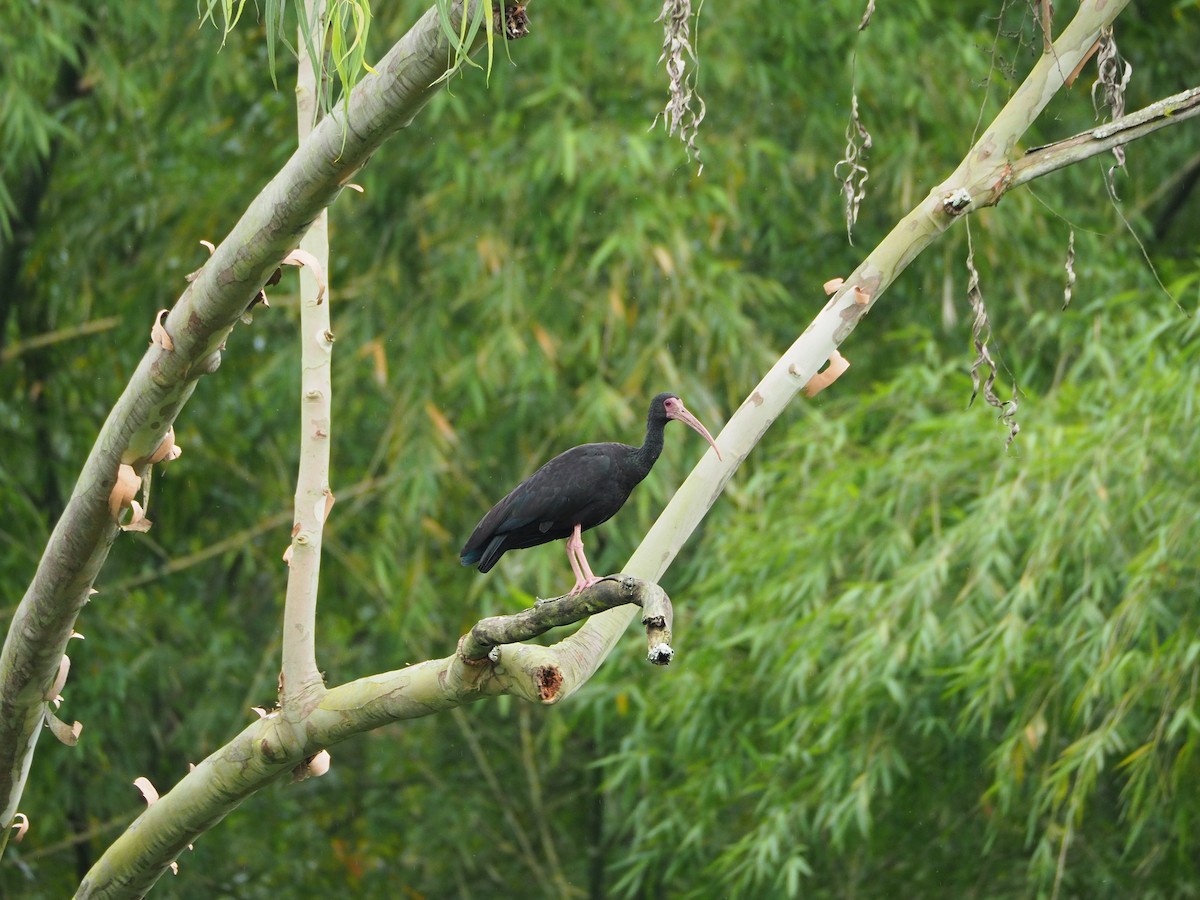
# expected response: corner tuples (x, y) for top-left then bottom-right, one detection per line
(835, 93), (873, 242)
(652, 0), (705, 172)
(0, 0), (498, 859)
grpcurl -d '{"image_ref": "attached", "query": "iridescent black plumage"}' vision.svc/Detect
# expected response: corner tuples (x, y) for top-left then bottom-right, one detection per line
(460, 392), (720, 593)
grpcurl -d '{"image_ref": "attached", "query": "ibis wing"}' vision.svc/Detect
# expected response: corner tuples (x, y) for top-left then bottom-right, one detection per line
(460, 445), (620, 569)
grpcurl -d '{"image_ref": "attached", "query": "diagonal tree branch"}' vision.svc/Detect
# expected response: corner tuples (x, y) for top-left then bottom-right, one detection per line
(0, 0), (496, 856)
(11, 0), (1196, 887)
(546, 0), (1139, 683)
(1011, 85), (1200, 188)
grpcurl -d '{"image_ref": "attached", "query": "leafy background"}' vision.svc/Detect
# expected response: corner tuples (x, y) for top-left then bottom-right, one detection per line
(1, 0), (1198, 896)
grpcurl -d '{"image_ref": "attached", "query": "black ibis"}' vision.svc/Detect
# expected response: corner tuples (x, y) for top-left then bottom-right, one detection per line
(460, 392), (723, 595)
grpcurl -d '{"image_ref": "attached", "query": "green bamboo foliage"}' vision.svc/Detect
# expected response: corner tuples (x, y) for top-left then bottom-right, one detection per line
(1, 0), (1198, 895)
(597, 288), (1200, 897)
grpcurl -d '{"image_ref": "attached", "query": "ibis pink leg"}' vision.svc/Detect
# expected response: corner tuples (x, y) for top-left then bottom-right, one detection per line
(566, 535), (585, 590)
(565, 524), (600, 595)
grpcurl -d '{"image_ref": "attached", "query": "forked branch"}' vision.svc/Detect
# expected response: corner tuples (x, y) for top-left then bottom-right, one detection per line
(77, 574), (667, 896)
(0, 0), (499, 853)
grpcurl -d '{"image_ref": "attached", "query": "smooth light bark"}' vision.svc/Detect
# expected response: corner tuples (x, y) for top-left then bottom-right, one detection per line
(551, 0), (1137, 681)
(281, 0), (334, 707)
(13, 0), (1200, 890)
(76, 575), (664, 897)
(0, 0), (491, 856)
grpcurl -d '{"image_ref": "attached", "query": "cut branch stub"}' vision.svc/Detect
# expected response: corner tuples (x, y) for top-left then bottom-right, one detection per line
(942, 188), (973, 215)
(458, 575), (675, 665)
(282, 248), (327, 304)
(640, 585), (675, 665)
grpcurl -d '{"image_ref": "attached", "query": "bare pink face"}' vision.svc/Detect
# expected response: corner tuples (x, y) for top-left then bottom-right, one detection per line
(664, 396), (722, 460)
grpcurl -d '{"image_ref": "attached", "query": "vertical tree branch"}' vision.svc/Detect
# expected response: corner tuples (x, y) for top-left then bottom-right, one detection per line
(0, 0), (491, 859)
(280, 0), (332, 706)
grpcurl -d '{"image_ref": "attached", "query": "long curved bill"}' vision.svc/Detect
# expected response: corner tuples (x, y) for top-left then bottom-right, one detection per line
(668, 402), (723, 461)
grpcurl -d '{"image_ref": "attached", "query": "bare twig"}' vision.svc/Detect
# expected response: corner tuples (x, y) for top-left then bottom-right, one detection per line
(1013, 87), (1200, 188)
(459, 576), (674, 671)
(0, 317), (119, 363)
(1015, 85), (1200, 314)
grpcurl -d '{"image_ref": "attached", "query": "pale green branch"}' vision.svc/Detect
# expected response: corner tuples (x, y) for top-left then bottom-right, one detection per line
(1009, 85), (1200, 191)
(76, 573), (652, 896)
(280, 0), (333, 707)
(0, 0), (493, 859)
(558, 0), (1134, 670)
